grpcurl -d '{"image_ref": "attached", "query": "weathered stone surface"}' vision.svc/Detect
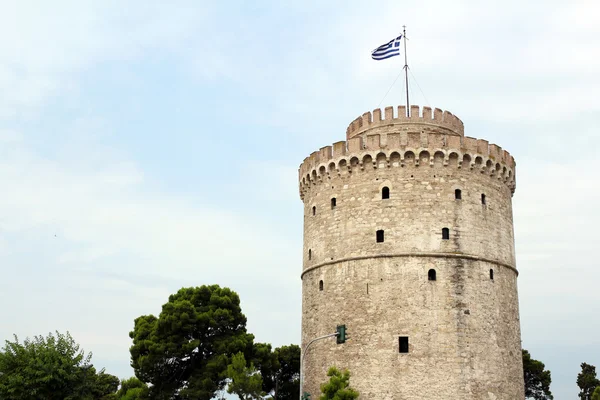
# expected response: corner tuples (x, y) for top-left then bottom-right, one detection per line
(298, 105), (524, 400)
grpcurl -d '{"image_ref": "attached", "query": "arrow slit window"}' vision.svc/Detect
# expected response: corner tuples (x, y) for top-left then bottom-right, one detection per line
(399, 336), (409, 353)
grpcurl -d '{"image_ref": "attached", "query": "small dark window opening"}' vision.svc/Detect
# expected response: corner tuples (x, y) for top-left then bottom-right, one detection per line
(312, 206), (316, 216)
(490, 269), (494, 280)
(331, 198), (337, 209)
(481, 193), (486, 205)
(399, 336), (409, 353)
(319, 280), (324, 291)
(308, 249), (312, 260)
(455, 189), (462, 200)
(428, 269), (437, 281)
(442, 228), (450, 240)
(382, 186), (390, 199)
(376, 230), (385, 243)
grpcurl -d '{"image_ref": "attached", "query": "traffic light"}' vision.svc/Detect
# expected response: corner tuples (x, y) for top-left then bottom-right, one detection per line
(336, 324), (347, 344)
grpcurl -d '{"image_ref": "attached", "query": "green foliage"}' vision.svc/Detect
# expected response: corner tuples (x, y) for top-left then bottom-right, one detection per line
(578, 362), (600, 400)
(255, 343), (300, 399)
(251, 342), (278, 393)
(0, 331), (118, 400)
(129, 285), (254, 400)
(272, 345), (300, 399)
(91, 371), (120, 399)
(522, 349), (553, 399)
(319, 367), (359, 400)
(226, 352), (264, 400)
(114, 377), (149, 400)
(592, 387), (600, 400)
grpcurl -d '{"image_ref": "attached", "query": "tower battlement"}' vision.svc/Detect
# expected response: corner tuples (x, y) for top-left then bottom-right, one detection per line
(346, 105), (464, 139)
(299, 107), (516, 200)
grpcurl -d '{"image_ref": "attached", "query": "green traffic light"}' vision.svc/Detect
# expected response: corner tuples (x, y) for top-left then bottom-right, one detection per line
(336, 324), (347, 344)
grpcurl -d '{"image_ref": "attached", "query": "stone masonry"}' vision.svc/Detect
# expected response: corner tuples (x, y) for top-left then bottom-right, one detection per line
(298, 105), (524, 399)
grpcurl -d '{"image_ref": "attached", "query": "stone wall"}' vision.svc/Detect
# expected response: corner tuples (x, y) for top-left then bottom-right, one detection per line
(299, 106), (524, 399)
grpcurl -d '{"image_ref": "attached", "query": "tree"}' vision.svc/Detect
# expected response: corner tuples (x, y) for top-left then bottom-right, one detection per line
(271, 345), (300, 399)
(522, 349), (553, 399)
(592, 387), (600, 400)
(226, 352), (264, 399)
(578, 362), (600, 400)
(114, 377), (149, 400)
(90, 370), (120, 399)
(319, 367), (359, 400)
(251, 342), (278, 394)
(250, 343), (300, 399)
(0, 331), (118, 400)
(129, 285), (255, 400)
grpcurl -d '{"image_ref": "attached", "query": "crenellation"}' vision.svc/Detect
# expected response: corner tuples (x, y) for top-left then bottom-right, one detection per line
(319, 146), (332, 162)
(489, 144), (502, 161)
(309, 150), (319, 166)
(333, 141), (346, 157)
(347, 105), (464, 139)
(398, 105), (407, 119)
(384, 106), (394, 120)
(411, 105), (420, 118)
(503, 150), (511, 167)
(347, 118), (360, 136)
(362, 112), (372, 127)
(463, 136), (478, 153)
(423, 106), (433, 119)
(373, 108), (382, 122)
(477, 139), (489, 155)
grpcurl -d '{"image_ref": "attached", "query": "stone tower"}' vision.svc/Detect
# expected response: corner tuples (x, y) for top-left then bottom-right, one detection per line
(298, 105), (524, 399)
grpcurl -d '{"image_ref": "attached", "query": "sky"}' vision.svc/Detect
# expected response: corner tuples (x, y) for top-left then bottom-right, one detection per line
(0, 0), (598, 398)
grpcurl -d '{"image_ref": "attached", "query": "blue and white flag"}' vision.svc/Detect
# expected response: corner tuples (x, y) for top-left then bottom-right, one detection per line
(371, 35), (402, 60)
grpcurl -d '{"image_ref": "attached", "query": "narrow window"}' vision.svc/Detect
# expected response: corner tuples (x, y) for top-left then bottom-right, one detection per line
(490, 269), (494, 280)
(312, 206), (316, 216)
(331, 198), (337, 209)
(481, 193), (486, 205)
(376, 230), (384, 243)
(382, 186), (390, 199)
(399, 336), (409, 353)
(442, 228), (450, 240)
(428, 269), (437, 281)
(455, 189), (462, 200)
(319, 280), (324, 291)
(308, 249), (312, 260)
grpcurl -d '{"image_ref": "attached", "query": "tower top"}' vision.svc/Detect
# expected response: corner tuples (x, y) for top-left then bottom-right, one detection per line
(346, 105), (464, 139)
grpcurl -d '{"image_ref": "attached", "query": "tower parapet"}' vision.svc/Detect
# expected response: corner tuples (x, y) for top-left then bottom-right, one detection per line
(299, 106), (515, 200)
(346, 105), (464, 139)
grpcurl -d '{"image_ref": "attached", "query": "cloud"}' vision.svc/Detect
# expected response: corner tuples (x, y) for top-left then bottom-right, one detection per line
(0, 1), (209, 117)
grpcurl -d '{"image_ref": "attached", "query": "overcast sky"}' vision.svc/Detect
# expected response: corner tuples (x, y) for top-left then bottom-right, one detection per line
(0, 1), (598, 398)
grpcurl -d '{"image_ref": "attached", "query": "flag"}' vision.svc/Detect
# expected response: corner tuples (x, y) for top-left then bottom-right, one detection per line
(371, 35), (402, 60)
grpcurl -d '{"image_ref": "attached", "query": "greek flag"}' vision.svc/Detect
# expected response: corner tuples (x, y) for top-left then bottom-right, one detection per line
(371, 35), (402, 60)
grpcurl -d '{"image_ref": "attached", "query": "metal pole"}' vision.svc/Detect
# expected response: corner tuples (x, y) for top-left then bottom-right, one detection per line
(299, 332), (338, 400)
(403, 25), (410, 117)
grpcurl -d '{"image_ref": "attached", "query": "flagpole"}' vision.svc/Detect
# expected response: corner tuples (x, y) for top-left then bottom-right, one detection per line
(403, 25), (409, 117)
